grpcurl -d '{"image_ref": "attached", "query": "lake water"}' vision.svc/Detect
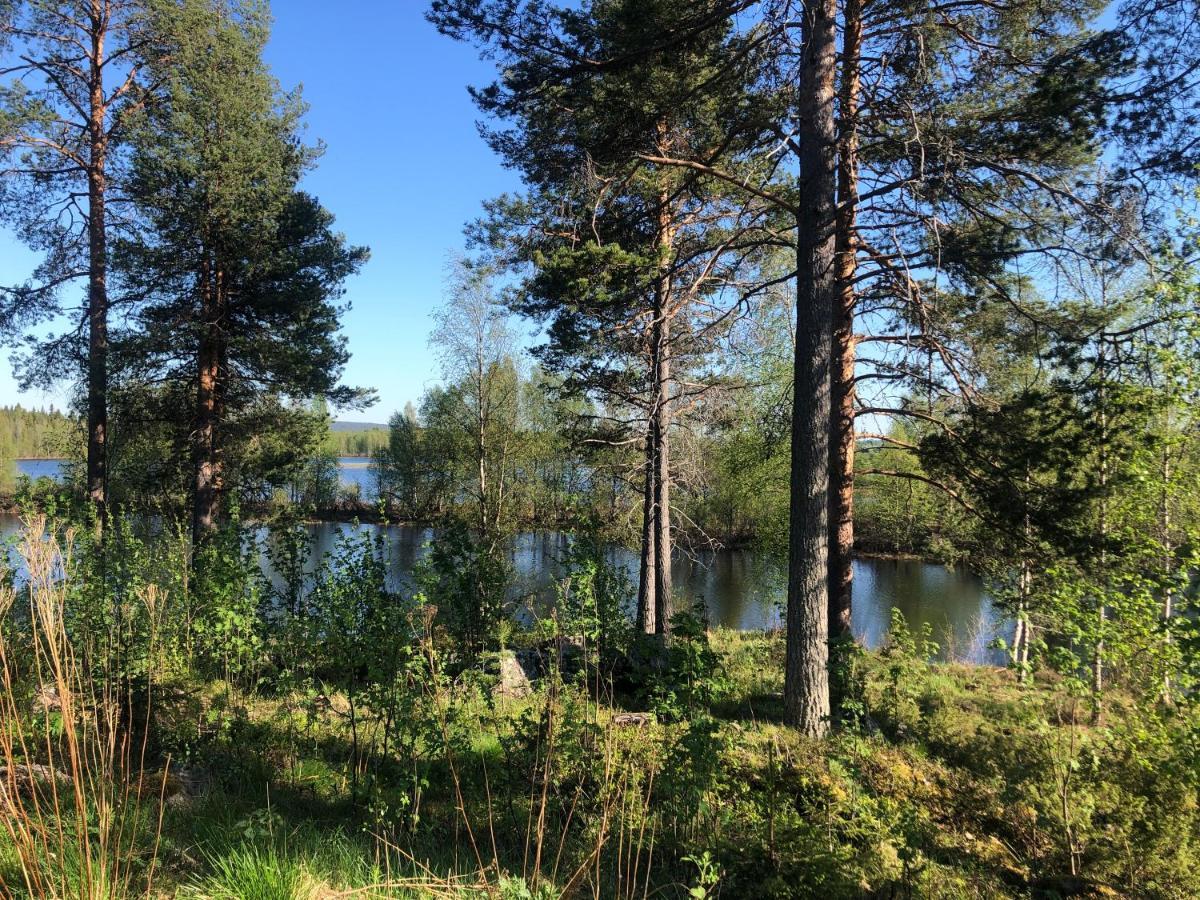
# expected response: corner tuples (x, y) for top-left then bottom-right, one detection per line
(13, 458), (66, 481)
(337, 457), (377, 500)
(11, 457), (380, 500)
(2, 458), (1007, 663)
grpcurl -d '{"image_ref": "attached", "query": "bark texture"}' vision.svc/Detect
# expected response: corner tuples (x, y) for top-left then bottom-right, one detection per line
(192, 261), (225, 547)
(829, 0), (862, 640)
(636, 178), (676, 636)
(784, 0), (837, 736)
(86, 2), (110, 523)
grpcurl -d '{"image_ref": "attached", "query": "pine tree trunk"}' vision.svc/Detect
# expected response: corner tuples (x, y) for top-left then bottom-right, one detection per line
(638, 169), (676, 637)
(784, 0), (837, 736)
(86, 4), (109, 525)
(192, 260), (223, 548)
(653, 316), (672, 632)
(829, 0), (861, 641)
(637, 422), (658, 634)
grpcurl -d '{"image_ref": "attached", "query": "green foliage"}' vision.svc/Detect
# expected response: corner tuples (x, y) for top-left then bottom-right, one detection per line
(186, 841), (308, 900)
(551, 529), (633, 666)
(417, 520), (511, 658)
(4, 508), (1200, 898)
(193, 516), (265, 688)
(0, 405), (72, 461)
(328, 426), (388, 457)
(646, 603), (726, 722)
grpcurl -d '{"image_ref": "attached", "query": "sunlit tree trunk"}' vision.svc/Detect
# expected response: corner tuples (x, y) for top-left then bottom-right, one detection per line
(86, 0), (111, 526)
(653, 311), (672, 632)
(784, 0), (837, 736)
(829, 0), (861, 641)
(637, 424), (658, 633)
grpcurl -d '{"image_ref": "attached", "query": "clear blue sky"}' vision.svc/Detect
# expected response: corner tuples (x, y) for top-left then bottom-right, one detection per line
(0, 0), (517, 422)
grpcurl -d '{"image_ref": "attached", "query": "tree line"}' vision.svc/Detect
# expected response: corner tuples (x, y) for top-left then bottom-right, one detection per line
(0, 404), (70, 460)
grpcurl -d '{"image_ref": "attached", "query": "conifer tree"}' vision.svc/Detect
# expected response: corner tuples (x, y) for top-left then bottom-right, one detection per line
(433, 0), (774, 635)
(0, 0), (156, 522)
(114, 0), (367, 544)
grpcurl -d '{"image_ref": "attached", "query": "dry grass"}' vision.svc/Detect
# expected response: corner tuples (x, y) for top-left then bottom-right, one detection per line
(0, 516), (168, 899)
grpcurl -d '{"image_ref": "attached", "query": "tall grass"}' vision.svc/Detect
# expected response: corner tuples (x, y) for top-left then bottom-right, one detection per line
(0, 517), (167, 899)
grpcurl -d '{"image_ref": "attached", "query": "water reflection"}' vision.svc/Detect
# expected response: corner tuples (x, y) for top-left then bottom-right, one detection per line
(0, 516), (1006, 665)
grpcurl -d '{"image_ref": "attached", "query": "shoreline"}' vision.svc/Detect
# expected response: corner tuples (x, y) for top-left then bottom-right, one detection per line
(0, 488), (959, 567)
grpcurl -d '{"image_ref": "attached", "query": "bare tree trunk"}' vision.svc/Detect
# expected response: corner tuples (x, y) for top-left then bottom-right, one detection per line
(86, 2), (110, 526)
(828, 0), (861, 641)
(638, 167), (676, 636)
(192, 260), (222, 548)
(1015, 479), (1032, 683)
(653, 315), (672, 632)
(784, 0), (837, 737)
(637, 423), (658, 634)
(1014, 558), (1031, 683)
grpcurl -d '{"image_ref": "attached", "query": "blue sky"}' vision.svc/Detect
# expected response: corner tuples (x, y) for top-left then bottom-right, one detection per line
(0, 0), (517, 422)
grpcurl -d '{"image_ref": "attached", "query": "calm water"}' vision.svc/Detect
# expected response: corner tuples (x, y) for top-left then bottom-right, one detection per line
(1, 458), (1006, 663)
(13, 458), (65, 481)
(10, 457), (379, 499)
(338, 457), (377, 500)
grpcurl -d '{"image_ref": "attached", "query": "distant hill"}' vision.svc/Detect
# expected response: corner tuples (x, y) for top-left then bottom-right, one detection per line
(332, 421), (388, 432)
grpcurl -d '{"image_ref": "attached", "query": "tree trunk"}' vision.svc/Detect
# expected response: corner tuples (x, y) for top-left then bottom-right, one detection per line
(828, 0), (861, 641)
(784, 0), (837, 736)
(637, 423), (658, 634)
(86, 4), (109, 525)
(192, 260), (223, 549)
(1014, 556), (1031, 683)
(637, 166), (676, 637)
(653, 314), (672, 632)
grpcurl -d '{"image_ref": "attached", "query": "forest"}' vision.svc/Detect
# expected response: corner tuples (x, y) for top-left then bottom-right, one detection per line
(0, 0), (1199, 897)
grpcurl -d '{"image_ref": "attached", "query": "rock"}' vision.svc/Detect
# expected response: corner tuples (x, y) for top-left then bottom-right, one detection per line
(611, 713), (653, 728)
(32, 683), (60, 714)
(0, 763), (73, 803)
(495, 651), (535, 698)
(156, 765), (211, 809)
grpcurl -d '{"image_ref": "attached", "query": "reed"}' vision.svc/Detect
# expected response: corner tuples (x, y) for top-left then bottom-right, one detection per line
(0, 516), (167, 899)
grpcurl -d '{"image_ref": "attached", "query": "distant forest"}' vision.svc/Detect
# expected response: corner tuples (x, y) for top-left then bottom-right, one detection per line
(330, 425), (388, 456)
(0, 404), (386, 468)
(0, 405), (72, 459)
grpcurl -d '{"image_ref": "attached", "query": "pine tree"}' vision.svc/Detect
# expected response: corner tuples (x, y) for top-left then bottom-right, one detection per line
(0, 0), (156, 522)
(433, 0), (774, 635)
(113, 0), (367, 543)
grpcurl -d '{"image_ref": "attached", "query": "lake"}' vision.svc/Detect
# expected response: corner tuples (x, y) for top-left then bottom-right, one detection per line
(2, 458), (1007, 663)
(13, 458), (66, 481)
(337, 456), (378, 500)
(12, 457), (380, 499)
